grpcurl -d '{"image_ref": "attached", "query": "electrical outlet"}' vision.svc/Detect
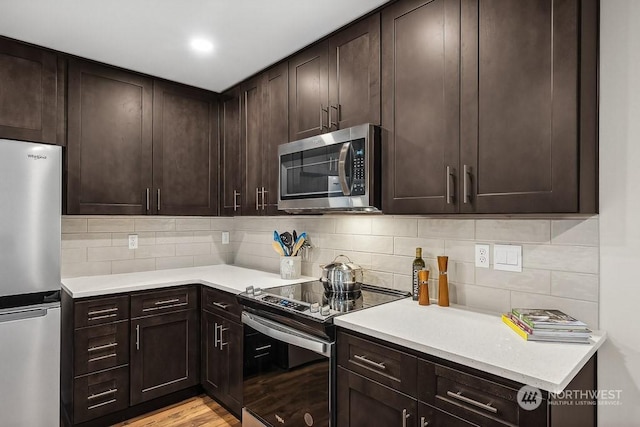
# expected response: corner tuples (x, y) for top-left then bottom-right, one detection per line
(221, 231), (230, 245)
(475, 244), (490, 268)
(128, 234), (138, 249)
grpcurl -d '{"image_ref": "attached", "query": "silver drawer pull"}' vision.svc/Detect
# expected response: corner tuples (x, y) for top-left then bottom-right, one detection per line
(87, 307), (118, 316)
(213, 302), (230, 310)
(402, 409), (410, 427)
(255, 344), (272, 351)
(154, 298), (180, 305)
(142, 302), (188, 312)
(88, 399), (116, 410)
(446, 390), (498, 414)
(353, 354), (386, 370)
(88, 353), (117, 363)
(87, 389), (117, 401)
(88, 313), (118, 321)
(254, 352), (270, 359)
(88, 343), (117, 352)
(421, 416), (429, 427)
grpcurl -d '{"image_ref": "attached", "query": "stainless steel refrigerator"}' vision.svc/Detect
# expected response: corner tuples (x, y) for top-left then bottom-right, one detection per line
(0, 138), (62, 426)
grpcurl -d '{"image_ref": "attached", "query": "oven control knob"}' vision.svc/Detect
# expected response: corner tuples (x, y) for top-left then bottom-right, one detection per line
(254, 287), (263, 296)
(245, 286), (254, 296)
(320, 305), (330, 316)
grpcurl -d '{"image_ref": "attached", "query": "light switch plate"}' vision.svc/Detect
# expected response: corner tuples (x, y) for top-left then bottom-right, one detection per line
(494, 244), (522, 272)
(221, 231), (230, 245)
(475, 244), (490, 268)
(128, 234), (138, 249)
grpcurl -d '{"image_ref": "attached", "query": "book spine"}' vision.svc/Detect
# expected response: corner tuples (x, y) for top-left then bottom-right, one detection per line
(502, 314), (529, 340)
(507, 313), (534, 334)
(511, 309), (536, 329)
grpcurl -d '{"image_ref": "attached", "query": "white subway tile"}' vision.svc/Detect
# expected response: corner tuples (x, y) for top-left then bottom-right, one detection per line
(294, 217), (336, 234)
(476, 219), (550, 243)
(156, 256), (194, 270)
(62, 233), (111, 249)
(362, 270), (394, 288)
(134, 244), (176, 259)
(134, 218), (176, 232)
(234, 217), (277, 232)
(523, 245), (599, 274)
(335, 216), (372, 235)
(551, 271), (599, 302)
(176, 243), (211, 256)
(155, 232), (194, 244)
(317, 234), (353, 251)
(111, 259), (156, 274)
(352, 235), (394, 254)
(88, 218), (135, 232)
(370, 254), (414, 275)
(194, 253), (227, 267)
(551, 219), (599, 246)
(210, 217), (236, 231)
(394, 237), (445, 258)
(450, 284), (511, 313)
(510, 292), (598, 329)
(112, 232), (156, 247)
(372, 217), (418, 237)
(418, 219), (474, 240)
(449, 261), (475, 285)
(62, 217), (87, 233)
(194, 231), (217, 243)
(87, 246), (134, 262)
(61, 248), (87, 264)
(392, 273), (412, 294)
(476, 268), (551, 294)
(61, 261), (111, 278)
(176, 217), (211, 231)
(444, 240), (476, 263)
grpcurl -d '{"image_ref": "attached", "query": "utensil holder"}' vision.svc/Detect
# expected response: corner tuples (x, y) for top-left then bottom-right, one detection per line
(280, 256), (301, 280)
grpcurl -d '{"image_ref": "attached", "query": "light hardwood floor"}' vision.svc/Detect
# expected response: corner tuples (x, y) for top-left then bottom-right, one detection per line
(112, 395), (241, 427)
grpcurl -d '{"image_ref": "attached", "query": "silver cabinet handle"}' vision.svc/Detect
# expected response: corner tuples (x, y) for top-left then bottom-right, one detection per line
(420, 416), (429, 427)
(338, 142), (351, 196)
(446, 166), (455, 204)
(402, 409), (410, 427)
(87, 307), (118, 316)
(88, 399), (116, 410)
(220, 326), (229, 349)
(233, 190), (240, 211)
(463, 164), (472, 204)
(154, 298), (180, 305)
(214, 322), (220, 349)
(88, 342), (117, 352)
(446, 390), (498, 414)
(88, 353), (117, 363)
(255, 187), (260, 210)
(353, 354), (386, 370)
(330, 104), (339, 128)
(255, 344), (272, 352)
(88, 313), (117, 321)
(261, 187), (267, 210)
(135, 324), (140, 351)
(213, 302), (230, 310)
(157, 188), (161, 211)
(146, 188), (150, 211)
(88, 388), (117, 401)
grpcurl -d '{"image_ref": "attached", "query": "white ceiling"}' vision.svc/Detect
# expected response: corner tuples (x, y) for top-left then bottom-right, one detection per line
(0, 0), (388, 92)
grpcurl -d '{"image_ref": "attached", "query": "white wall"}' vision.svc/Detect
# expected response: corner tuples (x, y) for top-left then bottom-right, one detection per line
(599, 0), (640, 424)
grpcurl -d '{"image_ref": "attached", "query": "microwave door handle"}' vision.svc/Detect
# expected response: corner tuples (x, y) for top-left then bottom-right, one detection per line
(338, 142), (351, 196)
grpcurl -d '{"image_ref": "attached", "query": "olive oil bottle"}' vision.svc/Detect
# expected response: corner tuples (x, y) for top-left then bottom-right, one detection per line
(412, 248), (426, 300)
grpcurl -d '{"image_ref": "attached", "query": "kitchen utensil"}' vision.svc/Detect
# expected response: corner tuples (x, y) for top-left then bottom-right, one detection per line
(320, 254), (363, 293)
(291, 232), (307, 256)
(293, 230), (298, 245)
(272, 241), (285, 256)
(280, 231), (293, 255)
(274, 231), (289, 256)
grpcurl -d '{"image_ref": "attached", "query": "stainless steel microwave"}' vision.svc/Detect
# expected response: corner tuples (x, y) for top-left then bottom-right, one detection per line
(278, 124), (381, 213)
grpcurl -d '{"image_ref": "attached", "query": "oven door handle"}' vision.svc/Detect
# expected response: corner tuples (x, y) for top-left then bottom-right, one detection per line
(242, 312), (332, 357)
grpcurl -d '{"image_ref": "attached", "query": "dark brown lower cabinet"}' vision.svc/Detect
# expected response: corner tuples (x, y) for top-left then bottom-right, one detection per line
(130, 309), (200, 405)
(73, 366), (130, 424)
(201, 309), (243, 415)
(418, 402), (477, 427)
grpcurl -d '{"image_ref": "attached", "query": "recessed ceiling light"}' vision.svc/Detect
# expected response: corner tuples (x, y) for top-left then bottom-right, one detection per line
(190, 38), (213, 53)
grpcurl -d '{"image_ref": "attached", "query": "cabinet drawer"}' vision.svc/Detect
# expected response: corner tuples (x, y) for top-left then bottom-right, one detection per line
(423, 361), (521, 427)
(419, 402), (478, 427)
(74, 321), (129, 376)
(202, 286), (241, 321)
(131, 286), (198, 318)
(337, 331), (417, 395)
(73, 365), (129, 424)
(75, 295), (129, 328)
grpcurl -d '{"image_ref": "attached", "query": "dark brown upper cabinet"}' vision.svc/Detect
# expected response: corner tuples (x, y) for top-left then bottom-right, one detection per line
(382, 0), (598, 214)
(240, 76), (264, 215)
(382, 0), (460, 214)
(152, 81), (219, 216)
(0, 38), (61, 145)
(289, 13), (381, 141)
(67, 59), (153, 215)
(220, 86), (242, 216)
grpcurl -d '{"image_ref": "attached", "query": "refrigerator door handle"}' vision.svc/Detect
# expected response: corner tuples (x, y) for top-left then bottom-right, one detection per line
(0, 307), (48, 324)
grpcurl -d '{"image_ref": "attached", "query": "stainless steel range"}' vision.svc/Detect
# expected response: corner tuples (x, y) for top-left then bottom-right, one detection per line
(237, 281), (409, 427)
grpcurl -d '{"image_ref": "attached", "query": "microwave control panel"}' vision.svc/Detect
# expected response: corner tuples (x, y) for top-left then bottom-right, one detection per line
(352, 139), (366, 195)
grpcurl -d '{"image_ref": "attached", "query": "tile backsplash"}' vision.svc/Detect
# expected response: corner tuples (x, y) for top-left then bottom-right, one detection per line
(62, 215), (599, 328)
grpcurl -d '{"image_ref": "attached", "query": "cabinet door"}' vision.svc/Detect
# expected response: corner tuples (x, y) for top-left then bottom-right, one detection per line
(201, 310), (225, 396)
(381, 0), (460, 214)
(418, 402), (478, 427)
(328, 13), (381, 130)
(67, 60), (153, 214)
(240, 76), (264, 214)
(0, 38), (58, 144)
(222, 318), (243, 415)
(337, 367), (418, 427)
(262, 62), (289, 215)
(130, 310), (199, 404)
(220, 87), (242, 215)
(153, 81), (219, 216)
(459, 0), (579, 213)
(288, 42), (329, 141)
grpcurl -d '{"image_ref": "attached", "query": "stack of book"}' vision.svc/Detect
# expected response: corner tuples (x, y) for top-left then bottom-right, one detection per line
(502, 308), (592, 344)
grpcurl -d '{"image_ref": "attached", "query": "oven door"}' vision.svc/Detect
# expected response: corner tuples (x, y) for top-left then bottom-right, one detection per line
(242, 312), (334, 427)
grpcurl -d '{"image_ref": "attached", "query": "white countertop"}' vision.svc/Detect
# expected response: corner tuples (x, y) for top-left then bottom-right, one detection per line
(334, 299), (606, 394)
(61, 264), (316, 298)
